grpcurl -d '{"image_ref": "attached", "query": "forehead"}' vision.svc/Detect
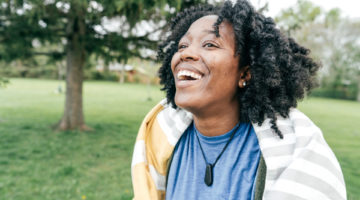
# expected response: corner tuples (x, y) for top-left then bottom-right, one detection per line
(182, 15), (235, 43)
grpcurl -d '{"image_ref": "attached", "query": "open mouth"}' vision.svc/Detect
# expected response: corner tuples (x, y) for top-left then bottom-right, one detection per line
(177, 70), (202, 81)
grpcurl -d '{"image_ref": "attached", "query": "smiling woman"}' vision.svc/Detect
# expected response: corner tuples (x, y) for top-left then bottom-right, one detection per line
(131, 1), (346, 200)
(171, 15), (243, 126)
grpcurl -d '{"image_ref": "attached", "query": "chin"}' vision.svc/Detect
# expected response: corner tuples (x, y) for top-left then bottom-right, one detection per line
(174, 94), (196, 111)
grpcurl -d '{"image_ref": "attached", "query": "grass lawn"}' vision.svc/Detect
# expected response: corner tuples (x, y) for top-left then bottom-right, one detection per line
(0, 78), (359, 200)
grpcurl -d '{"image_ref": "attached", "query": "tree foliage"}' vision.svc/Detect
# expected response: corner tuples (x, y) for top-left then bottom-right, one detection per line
(275, 0), (360, 101)
(0, 0), (208, 130)
(0, 0), (206, 64)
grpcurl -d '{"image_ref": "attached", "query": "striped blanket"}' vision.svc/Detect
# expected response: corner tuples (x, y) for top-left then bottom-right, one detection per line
(131, 99), (346, 200)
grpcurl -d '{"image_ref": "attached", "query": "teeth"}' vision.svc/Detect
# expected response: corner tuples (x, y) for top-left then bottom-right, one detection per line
(177, 70), (202, 80)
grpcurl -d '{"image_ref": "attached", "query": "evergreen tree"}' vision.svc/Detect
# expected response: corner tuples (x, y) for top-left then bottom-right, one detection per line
(0, 0), (207, 130)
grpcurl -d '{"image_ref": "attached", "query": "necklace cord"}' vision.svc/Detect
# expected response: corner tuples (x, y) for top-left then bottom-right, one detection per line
(195, 123), (240, 166)
(195, 132), (209, 163)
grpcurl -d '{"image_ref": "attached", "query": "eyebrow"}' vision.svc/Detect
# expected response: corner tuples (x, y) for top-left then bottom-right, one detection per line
(184, 29), (221, 38)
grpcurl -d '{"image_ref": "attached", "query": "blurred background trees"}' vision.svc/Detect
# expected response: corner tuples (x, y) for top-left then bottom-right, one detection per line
(0, 0), (207, 130)
(275, 0), (360, 101)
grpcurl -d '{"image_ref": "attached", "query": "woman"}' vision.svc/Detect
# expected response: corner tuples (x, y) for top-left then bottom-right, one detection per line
(131, 1), (346, 199)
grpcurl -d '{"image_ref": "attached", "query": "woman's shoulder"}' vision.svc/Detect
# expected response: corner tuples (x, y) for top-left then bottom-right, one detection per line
(252, 108), (321, 139)
(252, 108), (347, 199)
(251, 107), (338, 164)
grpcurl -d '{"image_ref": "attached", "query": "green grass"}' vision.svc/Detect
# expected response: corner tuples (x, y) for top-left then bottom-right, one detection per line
(0, 78), (359, 200)
(298, 97), (360, 200)
(0, 78), (163, 200)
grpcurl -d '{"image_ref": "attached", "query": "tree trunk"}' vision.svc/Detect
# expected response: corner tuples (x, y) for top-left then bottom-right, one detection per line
(119, 67), (125, 83)
(56, 7), (90, 131)
(357, 73), (360, 102)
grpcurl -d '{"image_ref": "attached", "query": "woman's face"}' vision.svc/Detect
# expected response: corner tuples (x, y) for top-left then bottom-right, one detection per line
(171, 15), (241, 115)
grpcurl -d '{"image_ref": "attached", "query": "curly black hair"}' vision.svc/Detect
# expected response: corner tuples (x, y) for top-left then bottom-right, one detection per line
(158, 0), (320, 139)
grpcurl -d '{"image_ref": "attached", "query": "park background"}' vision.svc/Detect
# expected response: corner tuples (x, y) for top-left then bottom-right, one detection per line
(0, 0), (359, 199)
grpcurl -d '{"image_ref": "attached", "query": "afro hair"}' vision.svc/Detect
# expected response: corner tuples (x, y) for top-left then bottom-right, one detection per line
(157, 0), (320, 138)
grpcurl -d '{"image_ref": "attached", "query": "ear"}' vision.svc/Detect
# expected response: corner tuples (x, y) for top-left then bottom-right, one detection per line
(238, 66), (251, 88)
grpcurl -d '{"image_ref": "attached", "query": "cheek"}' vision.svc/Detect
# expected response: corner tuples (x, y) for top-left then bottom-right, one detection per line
(224, 56), (240, 78)
(208, 57), (240, 95)
(170, 53), (180, 72)
(211, 55), (239, 78)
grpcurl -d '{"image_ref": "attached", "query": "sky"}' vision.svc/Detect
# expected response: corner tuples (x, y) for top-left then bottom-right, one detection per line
(247, 0), (360, 19)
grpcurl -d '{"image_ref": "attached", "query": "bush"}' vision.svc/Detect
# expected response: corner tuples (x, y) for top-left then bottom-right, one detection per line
(0, 77), (9, 87)
(0, 64), (159, 84)
(84, 69), (119, 81)
(0, 65), (58, 79)
(310, 86), (357, 100)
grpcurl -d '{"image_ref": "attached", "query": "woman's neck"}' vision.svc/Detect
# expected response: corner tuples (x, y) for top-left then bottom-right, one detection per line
(192, 103), (239, 137)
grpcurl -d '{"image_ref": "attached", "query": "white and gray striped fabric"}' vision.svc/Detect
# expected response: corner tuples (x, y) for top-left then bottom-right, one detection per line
(158, 99), (346, 200)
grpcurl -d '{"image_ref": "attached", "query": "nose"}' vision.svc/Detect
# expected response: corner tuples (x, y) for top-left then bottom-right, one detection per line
(180, 45), (200, 61)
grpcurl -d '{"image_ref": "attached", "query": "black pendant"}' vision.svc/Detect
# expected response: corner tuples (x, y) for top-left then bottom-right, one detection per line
(205, 164), (213, 186)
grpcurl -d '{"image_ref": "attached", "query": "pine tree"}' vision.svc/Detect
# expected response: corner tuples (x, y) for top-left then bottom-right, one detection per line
(0, 0), (207, 130)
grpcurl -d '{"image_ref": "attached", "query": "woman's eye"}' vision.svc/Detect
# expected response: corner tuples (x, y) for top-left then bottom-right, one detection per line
(204, 43), (217, 48)
(178, 44), (187, 49)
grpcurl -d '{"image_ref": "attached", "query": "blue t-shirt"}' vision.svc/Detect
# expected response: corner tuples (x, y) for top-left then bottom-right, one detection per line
(166, 122), (260, 200)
